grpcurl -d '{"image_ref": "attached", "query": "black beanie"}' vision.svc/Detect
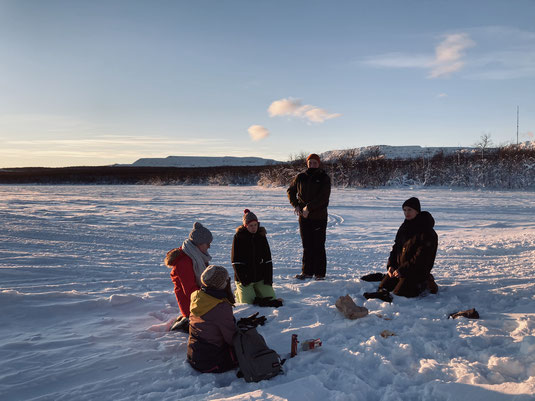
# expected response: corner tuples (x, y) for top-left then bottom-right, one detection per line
(402, 197), (421, 213)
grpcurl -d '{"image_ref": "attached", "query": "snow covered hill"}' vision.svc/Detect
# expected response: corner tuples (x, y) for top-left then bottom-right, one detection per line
(126, 142), (535, 167)
(321, 141), (535, 162)
(130, 155), (281, 167)
(321, 145), (476, 161)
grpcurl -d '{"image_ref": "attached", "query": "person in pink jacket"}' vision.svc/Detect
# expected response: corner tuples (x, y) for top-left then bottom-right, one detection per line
(165, 222), (213, 332)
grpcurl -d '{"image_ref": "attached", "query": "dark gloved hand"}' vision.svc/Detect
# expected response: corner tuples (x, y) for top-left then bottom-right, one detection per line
(237, 312), (267, 330)
(170, 316), (189, 333)
(253, 297), (283, 308)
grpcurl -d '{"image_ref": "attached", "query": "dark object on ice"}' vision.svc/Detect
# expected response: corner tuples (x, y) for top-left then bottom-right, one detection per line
(363, 289), (393, 303)
(237, 312), (267, 330)
(449, 308), (480, 319)
(360, 272), (386, 282)
(253, 297), (283, 308)
(233, 326), (282, 382)
(170, 316), (190, 333)
(295, 273), (313, 280)
(315, 276), (326, 281)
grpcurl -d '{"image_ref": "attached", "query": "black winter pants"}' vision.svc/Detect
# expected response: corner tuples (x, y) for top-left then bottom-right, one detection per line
(299, 217), (327, 277)
(378, 276), (424, 298)
(187, 335), (237, 373)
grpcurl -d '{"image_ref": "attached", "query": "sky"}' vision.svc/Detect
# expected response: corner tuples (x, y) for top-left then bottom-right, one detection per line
(0, 0), (534, 167)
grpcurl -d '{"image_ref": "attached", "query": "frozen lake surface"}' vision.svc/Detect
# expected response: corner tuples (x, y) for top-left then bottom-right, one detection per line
(1, 185), (534, 401)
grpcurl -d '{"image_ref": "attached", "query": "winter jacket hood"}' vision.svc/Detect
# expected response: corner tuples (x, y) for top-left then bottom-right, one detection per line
(412, 211), (435, 229)
(398, 211), (435, 239)
(190, 288), (232, 317)
(164, 247), (184, 267)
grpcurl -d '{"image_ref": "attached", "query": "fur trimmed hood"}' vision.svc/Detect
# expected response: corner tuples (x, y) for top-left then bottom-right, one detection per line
(164, 247), (183, 267)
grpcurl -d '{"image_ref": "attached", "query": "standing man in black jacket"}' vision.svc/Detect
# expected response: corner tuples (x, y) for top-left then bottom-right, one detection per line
(287, 153), (331, 280)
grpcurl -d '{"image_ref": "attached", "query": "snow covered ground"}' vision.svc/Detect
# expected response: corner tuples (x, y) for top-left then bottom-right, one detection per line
(1, 185), (534, 401)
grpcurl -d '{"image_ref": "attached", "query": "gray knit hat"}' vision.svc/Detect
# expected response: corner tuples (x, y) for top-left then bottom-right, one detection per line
(243, 209), (258, 226)
(189, 222), (213, 245)
(201, 265), (229, 289)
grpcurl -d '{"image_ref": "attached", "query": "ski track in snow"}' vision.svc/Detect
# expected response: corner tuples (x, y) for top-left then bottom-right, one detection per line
(0, 185), (534, 401)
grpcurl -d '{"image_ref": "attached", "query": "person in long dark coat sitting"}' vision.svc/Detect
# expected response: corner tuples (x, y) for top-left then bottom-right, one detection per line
(377, 197), (439, 298)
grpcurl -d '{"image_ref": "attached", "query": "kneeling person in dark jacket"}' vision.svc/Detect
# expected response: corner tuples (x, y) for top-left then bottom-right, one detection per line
(378, 197), (439, 297)
(187, 265), (238, 373)
(232, 209), (278, 304)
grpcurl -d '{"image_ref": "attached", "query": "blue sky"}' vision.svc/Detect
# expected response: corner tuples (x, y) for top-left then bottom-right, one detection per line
(1, 0), (534, 167)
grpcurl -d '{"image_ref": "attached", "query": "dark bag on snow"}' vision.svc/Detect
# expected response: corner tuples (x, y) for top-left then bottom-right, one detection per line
(232, 327), (282, 382)
(449, 308), (480, 319)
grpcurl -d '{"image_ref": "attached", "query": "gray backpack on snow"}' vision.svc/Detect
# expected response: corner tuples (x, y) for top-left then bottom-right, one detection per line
(232, 327), (282, 382)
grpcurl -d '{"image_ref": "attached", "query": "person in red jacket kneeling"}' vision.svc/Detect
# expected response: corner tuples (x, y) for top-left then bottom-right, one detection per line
(165, 222), (213, 332)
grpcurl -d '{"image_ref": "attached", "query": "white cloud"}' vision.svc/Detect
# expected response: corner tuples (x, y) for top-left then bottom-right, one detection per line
(429, 33), (475, 78)
(363, 26), (535, 80)
(361, 32), (475, 78)
(437, 93), (448, 98)
(268, 98), (341, 123)
(248, 125), (270, 141)
(361, 53), (433, 69)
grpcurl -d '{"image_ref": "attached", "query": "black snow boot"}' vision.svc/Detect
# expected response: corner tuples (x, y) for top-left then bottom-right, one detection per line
(360, 272), (386, 282)
(363, 289), (393, 303)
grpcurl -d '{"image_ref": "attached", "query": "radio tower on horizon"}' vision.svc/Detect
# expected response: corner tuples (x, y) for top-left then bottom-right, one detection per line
(516, 106), (519, 145)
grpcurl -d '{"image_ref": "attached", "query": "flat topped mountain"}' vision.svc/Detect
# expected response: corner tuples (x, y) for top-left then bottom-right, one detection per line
(131, 156), (281, 167)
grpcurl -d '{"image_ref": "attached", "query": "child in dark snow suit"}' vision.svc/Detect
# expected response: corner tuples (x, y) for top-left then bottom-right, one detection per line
(187, 265), (238, 373)
(378, 197), (439, 297)
(165, 222), (213, 330)
(231, 209), (277, 304)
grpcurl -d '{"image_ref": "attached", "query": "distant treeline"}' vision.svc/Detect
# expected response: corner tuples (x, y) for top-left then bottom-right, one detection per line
(258, 145), (535, 189)
(0, 166), (264, 185)
(2, 145), (534, 189)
